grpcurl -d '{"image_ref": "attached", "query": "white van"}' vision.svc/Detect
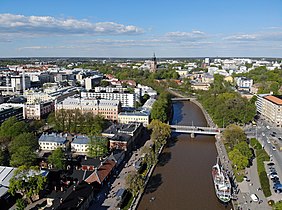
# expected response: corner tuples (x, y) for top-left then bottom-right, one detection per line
(250, 194), (259, 202)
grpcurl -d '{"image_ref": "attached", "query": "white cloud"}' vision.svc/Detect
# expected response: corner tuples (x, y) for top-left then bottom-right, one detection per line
(0, 13), (143, 35)
(223, 34), (257, 41)
(165, 30), (207, 41)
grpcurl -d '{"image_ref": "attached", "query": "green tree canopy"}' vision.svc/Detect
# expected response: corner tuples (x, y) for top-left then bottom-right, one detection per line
(10, 146), (36, 167)
(148, 119), (171, 153)
(0, 117), (28, 146)
(228, 148), (248, 171)
(9, 165), (47, 204)
(125, 172), (145, 196)
(87, 136), (108, 158)
(9, 132), (38, 155)
(48, 147), (65, 170)
(234, 141), (252, 160)
(223, 124), (246, 151)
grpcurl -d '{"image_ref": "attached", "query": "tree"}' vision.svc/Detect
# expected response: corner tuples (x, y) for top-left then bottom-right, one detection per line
(9, 133), (38, 155)
(9, 166), (47, 204)
(234, 141), (252, 160)
(148, 120), (171, 154)
(10, 146), (36, 167)
(87, 136), (108, 158)
(48, 147), (65, 170)
(125, 172), (145, 196)
(228, 149), (248, 171)
(16, 198), (27, 210)
(0, 117), (28, 146)
(223, 124), (246, 151)
(142, 146), (157, 166)
(0, 148), (4, 165)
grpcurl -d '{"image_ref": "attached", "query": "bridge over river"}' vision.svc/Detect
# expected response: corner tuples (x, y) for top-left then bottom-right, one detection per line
(170, 124), (223, 138)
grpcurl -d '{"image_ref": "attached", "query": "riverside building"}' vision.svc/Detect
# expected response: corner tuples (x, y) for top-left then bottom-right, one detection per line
(256, 94), (282, 127)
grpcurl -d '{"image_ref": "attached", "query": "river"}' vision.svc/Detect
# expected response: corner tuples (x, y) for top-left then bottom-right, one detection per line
(138, 101), (232, 210)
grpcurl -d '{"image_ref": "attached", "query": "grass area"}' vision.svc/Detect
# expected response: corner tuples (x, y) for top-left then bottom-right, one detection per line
(251, 138), (271, 197)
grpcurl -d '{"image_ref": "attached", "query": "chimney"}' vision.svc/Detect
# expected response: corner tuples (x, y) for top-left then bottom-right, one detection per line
(61, 186), (64, 192)
(73, 185), (76, 191)
(60, 198), (63, 204)
(84, 156), (87, 160)
(54, 186), (57, 191)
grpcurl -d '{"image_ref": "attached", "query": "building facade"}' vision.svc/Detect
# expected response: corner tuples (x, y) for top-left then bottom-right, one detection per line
(118, 111), (149, 126)
(56, 97), (121, 121)
(256, 94), (282, 127)
(38, 133), (68, 151)
(25, 101), (54, 120)
(81, 91), (136, 108)
(0, 105), (23, 124)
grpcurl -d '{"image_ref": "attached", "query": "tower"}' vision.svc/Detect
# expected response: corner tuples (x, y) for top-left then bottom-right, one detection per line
(150, 53), (157, 72)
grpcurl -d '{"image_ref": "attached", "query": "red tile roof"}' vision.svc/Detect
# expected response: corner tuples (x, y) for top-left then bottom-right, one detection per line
(265, 95), (282, 105)
(85, 159), (116, 184)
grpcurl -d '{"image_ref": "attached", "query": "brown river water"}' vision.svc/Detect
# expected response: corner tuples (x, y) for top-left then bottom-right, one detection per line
(138, 101), (232, 210)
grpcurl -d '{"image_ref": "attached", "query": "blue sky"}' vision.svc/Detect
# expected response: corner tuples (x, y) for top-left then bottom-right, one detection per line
(0, 0), (281, 57)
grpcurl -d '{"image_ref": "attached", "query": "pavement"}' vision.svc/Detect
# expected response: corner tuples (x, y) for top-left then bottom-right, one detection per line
(88, 139), (153, 210)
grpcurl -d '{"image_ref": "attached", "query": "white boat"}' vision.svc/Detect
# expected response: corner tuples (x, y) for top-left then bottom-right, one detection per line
(211, 159), (232, 203)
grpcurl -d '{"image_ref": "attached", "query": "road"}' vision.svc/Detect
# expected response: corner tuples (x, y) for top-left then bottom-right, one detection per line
(244, 118), (282, 203)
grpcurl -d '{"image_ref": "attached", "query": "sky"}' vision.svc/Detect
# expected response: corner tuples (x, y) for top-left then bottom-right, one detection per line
(0, 0), (282, 58)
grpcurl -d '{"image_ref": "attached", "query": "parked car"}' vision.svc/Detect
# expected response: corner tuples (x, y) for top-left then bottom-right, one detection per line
(267, 162), (275, 166)
(272, 146), (277, 151)
(250, 194), (259, 202)
(270, 174), (279, 179)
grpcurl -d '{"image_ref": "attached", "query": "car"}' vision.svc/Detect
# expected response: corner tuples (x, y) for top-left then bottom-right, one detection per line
(267, 126), (270, 129)
(271, 134), (276, 137)
(278, 137), (282, 141)
(262, 132), (265, 136)
(267, 138), (271, 143)
(273, 131), (277, 135)
(270, 174), (279, 179)
(268, 162), (275, 166)
(272, 146), (277, 151)
(250, 194), (259, 202)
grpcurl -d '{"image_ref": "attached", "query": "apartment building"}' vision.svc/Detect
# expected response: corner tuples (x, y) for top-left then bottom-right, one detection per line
(256, 94), (282, 127)
(25, 101), (54, 120)
(0, 105), (23, 124)
(81, 90), (136, 108)
(55, 97), (121, 121)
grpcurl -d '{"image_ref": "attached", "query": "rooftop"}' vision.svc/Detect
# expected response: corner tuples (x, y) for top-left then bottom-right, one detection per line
(72, 135), (90, 145)
(265, 95), (282, 105)
(0, 166), (16, 197)
(85, 159), (116, 184)
(39, 133), (67, 144)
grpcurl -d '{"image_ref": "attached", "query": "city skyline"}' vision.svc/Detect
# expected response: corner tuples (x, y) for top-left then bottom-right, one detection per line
(0, 0), (282, 57)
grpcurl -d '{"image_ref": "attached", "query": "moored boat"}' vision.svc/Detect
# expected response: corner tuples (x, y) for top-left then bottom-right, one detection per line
(211, 159), (231, 203)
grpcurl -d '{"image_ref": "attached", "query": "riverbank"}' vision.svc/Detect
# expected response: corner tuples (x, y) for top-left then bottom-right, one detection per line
(138, 100), (231, 210)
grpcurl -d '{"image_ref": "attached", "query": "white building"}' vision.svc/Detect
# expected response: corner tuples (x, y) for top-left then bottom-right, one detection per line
(235, 77), (253, 91)
(118, 111), (150, 126)
(25, 101), (54, 120)
(81, 91), (136, 108)
(256, 94), (282, 127)
(56, 97), (121, 121)
(38, 133), (68, 151)
(71, 135), (90, 154)
(85, 75), (103, 90)
(137, 84), (157, 97)
(10, 75), (31, 93)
